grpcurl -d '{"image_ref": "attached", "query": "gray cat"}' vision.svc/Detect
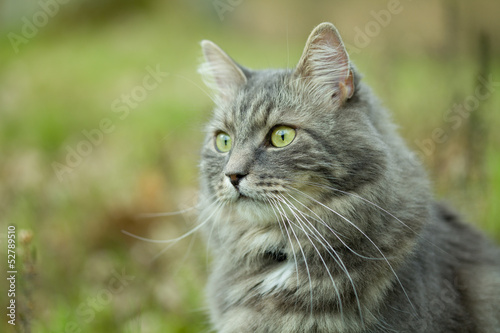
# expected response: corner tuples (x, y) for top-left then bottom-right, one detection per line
(197, 22), (500, 333)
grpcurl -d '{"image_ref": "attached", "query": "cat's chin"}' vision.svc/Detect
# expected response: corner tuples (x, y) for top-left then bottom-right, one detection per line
(230, 196), (277, 225)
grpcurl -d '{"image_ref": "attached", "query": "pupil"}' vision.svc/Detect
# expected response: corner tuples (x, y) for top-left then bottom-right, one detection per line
(280, 132), (285, 141)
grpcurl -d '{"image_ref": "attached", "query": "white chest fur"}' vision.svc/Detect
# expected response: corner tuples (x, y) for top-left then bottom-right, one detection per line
(258, 261), (296, 294)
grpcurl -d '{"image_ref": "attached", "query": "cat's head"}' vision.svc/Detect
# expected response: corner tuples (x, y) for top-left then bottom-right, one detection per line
(197, 23), (427, 237)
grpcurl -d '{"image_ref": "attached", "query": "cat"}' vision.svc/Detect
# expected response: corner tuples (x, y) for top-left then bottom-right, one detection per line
(196, 22), (500, 333)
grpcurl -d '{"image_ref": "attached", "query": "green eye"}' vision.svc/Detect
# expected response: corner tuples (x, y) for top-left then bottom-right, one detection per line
(271, 126), (296, 148)
(215, 132), (232, 153)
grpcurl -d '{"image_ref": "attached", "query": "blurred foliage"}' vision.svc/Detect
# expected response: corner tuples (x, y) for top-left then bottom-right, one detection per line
(0, 0), (499, 332)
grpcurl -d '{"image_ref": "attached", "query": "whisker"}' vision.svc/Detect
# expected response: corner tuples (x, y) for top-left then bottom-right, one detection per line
(141, 204), (206, 264)
(205, 199), (227, 267)
(272, 195), (314, 317)
(266, 197), (287, 242)
(122, 199), (223, 244)
(289, 188), (416, 313)
(292, 179), (417, 232)
(269, 197), (301, 290)
(288, 179), (452, 258)
(281, 192), (350, 322)
(149, 242), (178, 263)
(135, 206), (197, 219)
(286, 191), (386, 261)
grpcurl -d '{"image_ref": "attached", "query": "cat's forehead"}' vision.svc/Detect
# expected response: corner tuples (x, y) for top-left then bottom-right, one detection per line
(210, 69), (309, 136)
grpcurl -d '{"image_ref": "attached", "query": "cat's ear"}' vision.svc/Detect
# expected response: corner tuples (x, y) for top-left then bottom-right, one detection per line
(295, 22), (354, 103)
(198, 40), (247, 101)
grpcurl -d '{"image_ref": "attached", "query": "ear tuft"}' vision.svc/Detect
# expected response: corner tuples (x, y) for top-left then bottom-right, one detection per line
(198, 40), (247, 102)
(295, 22), (354, 104)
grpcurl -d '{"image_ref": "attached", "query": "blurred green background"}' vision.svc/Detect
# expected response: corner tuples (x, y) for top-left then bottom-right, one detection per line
(1, 0), (499, 332)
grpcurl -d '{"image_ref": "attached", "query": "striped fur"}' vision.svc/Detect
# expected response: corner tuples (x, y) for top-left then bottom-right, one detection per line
(198, 23), (500, 333)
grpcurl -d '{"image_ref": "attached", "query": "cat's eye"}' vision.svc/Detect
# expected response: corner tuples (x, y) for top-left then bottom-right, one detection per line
(215, 132), (232, 153)
(271, 126), (296, 148)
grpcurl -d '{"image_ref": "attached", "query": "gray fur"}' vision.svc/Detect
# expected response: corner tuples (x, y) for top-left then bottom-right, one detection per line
(197, 22), (500, 333)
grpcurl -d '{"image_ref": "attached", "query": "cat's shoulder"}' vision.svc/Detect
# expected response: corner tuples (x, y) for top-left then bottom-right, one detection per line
(431, 202), (500, 331)
(433, 201), (498, 254)
(423, 202), (500, 285)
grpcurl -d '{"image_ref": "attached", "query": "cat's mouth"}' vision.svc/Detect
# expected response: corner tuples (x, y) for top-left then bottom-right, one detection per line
(237, 192), (251, 200)
(233, 186), (257, 201)
(236, 190), (271, 203)
(235, 193), (262, 205)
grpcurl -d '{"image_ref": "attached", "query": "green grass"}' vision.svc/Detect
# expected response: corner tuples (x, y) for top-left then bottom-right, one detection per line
(1, 1), (499, 332)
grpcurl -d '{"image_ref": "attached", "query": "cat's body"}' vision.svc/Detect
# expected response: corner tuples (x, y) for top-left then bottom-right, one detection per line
(197, 23), (500, 332)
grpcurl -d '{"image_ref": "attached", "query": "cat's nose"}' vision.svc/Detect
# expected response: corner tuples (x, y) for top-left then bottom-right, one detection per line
(226, 173), (247, 187)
